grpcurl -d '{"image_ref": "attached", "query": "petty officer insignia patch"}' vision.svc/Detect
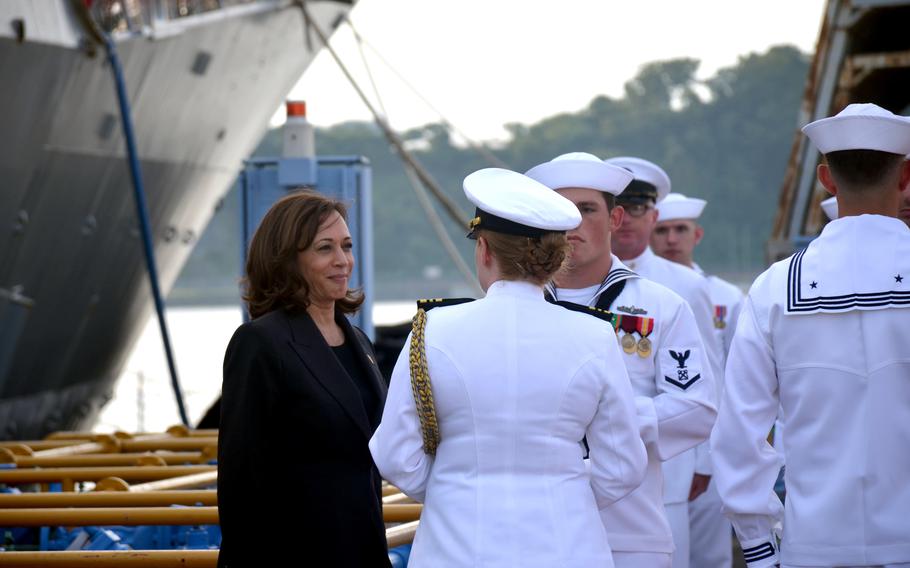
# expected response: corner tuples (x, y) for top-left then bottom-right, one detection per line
(663, 348), (702, 390)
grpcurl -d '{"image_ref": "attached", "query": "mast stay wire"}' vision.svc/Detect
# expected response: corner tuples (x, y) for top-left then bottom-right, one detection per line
(401, 165), (483, 295)
(345, 18), (481, 294)
(296, 1), (470, 229)
(343, 16), (509, 170)
(348, 22), (390, 120)
(296, 2), (480, 293)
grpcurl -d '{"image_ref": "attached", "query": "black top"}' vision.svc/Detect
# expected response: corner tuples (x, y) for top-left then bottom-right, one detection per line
(333, 338), (380, 426)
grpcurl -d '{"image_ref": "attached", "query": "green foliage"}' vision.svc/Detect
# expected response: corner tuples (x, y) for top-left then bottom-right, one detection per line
(171, 44), (809, 303)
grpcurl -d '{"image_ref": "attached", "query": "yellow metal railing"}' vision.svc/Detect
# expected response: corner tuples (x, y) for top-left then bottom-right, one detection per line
(127, 471), (219, 492)
(386, 520), (420, 548)
(0, 465), (215, 486)
(0, 451), (210, 468)
(0, 550), (219, 567)
(0, 427), (420, 565)
(0, 490), (217, 508)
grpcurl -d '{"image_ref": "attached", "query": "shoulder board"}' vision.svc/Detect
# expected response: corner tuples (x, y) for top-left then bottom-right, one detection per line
(554, 300), (619, 326)
(416, 297), (475, 312)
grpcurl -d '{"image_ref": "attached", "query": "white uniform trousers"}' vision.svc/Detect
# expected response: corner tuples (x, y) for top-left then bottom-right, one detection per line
(614, 551), (672, 568)
(689, 480), (733, 568)
(666, 501), (690, 568)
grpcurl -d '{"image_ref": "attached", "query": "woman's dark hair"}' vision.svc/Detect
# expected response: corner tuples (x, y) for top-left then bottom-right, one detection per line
(243, 190), (364, 319)
(478, 229), (571, 285)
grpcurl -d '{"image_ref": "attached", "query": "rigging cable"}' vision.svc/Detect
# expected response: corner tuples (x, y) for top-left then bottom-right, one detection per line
(346, 18), (480, 293)
(349, 21), (389, 120)
(295, 1), (470, 229)
(401, 162), (483, 295)
(344, 16), (509, 170)
(74, 1), (190, 426)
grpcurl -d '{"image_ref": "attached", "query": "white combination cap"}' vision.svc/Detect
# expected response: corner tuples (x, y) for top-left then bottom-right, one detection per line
(820, 196), (838, 220)
(656, 193), (707, 221)
(802, 103), (910, 155)
(604, 156), (672, 203)
(524, 152), (634, 195)
(463, 168), (582, 238)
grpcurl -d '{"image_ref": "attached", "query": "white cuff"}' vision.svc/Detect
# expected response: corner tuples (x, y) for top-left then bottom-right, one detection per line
(739, 537), (779, 567)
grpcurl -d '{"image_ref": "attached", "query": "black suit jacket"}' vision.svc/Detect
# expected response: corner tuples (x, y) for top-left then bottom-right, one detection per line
(217, 307), (391, 567)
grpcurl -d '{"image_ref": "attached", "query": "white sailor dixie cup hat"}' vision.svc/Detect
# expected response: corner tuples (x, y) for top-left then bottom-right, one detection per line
(802, 103), (910, 155)
(820, 196), (838, 220)
(604, 156), (672, 204)
(524, 152), (634, 195)
(656, 193), (707, 221)
(463, 168), (582, 239)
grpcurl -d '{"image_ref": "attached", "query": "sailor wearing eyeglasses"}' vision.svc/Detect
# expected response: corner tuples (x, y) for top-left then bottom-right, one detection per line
(605, 156), (725, 568)
(526, 153), (717, 568)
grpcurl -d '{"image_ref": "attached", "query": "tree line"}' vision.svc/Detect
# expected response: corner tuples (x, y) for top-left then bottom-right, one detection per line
(171, 45), (809, 304)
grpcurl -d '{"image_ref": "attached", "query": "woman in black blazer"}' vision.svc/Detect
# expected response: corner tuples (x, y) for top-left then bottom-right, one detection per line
(217, 190), (391, 568)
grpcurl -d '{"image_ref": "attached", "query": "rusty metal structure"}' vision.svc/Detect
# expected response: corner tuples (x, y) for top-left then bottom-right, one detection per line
(769, 0), (910, 261)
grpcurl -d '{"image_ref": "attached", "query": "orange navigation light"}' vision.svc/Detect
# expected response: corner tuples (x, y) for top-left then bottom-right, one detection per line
(286, 101), (307, 118)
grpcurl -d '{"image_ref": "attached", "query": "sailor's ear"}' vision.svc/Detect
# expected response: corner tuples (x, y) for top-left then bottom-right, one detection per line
(609, 204), (624, 231)
(898, 159), (910, 191)
(818, 163), (837, 196)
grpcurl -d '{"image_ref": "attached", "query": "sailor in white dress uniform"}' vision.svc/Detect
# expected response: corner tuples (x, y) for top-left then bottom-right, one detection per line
(899, 156), (910, 228)
(711, 103), (910, 568)
(773, 195), (839, 463)
(603, 156), (726, 568)
(652, 192), (745, 568)
(526, 152), (717, 568)
(370, 168), (648, 568)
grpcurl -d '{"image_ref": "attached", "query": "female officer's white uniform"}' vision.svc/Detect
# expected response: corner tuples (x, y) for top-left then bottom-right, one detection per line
(711, 104), (910, 568)
(370, 168), (648, 567)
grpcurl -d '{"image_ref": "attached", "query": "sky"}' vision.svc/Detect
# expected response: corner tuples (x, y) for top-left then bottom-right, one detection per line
(274, 0), (828, 142)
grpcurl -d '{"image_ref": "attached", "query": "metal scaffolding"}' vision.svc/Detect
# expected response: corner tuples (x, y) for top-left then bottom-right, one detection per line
(769, 0), (910, 261)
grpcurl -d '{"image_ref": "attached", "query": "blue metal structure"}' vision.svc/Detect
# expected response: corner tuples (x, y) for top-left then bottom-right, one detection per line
(6, 518), (222, 552)
(389, 543), (413, 567)
(239, 155), (374, 337)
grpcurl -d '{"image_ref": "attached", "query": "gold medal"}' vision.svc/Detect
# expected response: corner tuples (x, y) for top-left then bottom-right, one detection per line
(637, 337), (652, 358)
(714, 318), (726, 330)
(621, 333), (636, 354)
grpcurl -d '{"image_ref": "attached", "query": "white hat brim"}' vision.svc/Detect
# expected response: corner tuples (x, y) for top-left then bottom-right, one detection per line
(604, 156), (672, 202)
(657, 196), (706, 221)
(525, 160), (633, 195)
(802, 115), (910, 155)
(463, 168), (582, 232)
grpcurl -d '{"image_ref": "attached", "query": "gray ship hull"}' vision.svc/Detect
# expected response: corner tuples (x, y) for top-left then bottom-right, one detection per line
(0, 1), (351, 438)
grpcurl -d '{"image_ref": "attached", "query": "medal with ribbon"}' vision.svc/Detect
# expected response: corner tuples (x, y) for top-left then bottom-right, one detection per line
(619, 315), (637, 354)
(635, 316), (654, 358)
(714, 305), (727, 329)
